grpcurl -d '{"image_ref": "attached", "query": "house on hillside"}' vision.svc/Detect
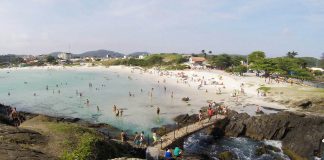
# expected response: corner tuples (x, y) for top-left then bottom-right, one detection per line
(189, 57), (207, 68)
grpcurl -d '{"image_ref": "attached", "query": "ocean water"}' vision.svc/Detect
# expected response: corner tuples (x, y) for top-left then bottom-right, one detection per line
(184, 131), (290, 159)
(0, 67), (207, 133)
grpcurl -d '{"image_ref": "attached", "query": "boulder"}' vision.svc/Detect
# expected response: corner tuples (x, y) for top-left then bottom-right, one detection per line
(212, 110), (324, 159)
(217, 151), (238, 160)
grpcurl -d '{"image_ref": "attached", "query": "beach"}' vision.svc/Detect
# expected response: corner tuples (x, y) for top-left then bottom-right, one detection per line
(2, 65), (293, 117)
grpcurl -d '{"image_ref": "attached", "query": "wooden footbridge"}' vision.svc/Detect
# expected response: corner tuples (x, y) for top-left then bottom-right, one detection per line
(146, 115), (226, 159)
(153, 115), (226, 149)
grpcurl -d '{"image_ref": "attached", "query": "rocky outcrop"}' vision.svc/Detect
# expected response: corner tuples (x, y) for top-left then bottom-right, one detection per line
(0, 104), (146, 160)
(0, 123), (54, 160)
(211, 110), (324, 159)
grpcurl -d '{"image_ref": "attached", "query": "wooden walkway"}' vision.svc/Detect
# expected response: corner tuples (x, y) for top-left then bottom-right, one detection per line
(152, 115), (226, 149)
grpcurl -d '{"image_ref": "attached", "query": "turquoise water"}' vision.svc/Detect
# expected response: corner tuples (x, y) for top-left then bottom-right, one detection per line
(0, 68), (204, 133)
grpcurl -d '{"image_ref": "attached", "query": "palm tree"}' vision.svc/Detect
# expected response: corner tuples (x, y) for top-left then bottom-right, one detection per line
(201, 50), (206, 58)
(208, 51), (212, 55)
(287, 51), (298, 58)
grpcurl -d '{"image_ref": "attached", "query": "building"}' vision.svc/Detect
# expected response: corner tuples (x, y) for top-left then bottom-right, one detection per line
(58, 52), (72, 60)
(189, 57), (206, 65)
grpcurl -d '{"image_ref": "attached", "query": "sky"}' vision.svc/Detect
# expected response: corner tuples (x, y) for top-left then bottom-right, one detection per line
(0, 0), (323, 58)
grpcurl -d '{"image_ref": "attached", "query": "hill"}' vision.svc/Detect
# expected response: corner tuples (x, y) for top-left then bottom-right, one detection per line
(79, 50), (124, 58)
(49, 52), (62, 58)
(128, 52), (150, 58)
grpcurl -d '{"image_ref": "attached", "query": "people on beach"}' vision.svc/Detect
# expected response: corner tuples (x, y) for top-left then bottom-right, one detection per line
(9, 107), (21, 127)
(198, 110), (203, 122)
(173, 147), (182, 158)
(152, 131), (158, 143)
(139, 131), (145, 147)
(134, 132), (140, 146)
(121, 130), (127, 143)
(164, 149), (173, 160)
(207, 107), (214, 122)
(97, 106), (100, 112)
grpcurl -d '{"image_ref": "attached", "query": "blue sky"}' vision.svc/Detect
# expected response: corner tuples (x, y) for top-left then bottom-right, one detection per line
(0, 0), (323, 58)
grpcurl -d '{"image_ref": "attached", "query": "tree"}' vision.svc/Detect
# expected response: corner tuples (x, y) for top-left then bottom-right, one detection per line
(46, 55), (56, 64)
(208, 51), (212, 55)
(201, 50), (206, 58)
(287, 51), (298, 58)
(209, 54), (233, 69)
(250, 58), (276, 77)
(319, 53), (324, 69)
(248, 51), (265, 64)
(233, 65), (247, 76)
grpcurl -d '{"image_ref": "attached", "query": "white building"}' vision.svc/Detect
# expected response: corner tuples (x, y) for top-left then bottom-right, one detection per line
(58, 52), (72, 60)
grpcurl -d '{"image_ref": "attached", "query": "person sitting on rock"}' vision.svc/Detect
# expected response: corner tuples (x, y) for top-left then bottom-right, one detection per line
(164, 149), (173, 160)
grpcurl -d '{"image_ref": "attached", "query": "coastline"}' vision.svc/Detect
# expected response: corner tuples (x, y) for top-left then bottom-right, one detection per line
(1, 65), (302, 115)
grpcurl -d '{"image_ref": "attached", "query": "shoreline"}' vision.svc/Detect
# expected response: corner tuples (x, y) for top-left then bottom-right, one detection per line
(1, 65), (310, 116)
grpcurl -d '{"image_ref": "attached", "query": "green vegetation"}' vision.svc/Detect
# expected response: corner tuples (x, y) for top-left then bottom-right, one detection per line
(101, 53), (188, 69)
(48, 123), (102, 160)
(61, 133), (100, 160)
(248, 51), (265, 64)
(286, 51), (298, 58)
(299, 57), (320, 67)
(251, 56), (315, 80)
(258, 86), (271, 93)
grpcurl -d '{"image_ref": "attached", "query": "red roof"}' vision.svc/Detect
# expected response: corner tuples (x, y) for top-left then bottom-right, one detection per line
(191, 57), (206, 62)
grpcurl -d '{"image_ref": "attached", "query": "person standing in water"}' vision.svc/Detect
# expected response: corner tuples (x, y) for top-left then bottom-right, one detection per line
(113, 105), (117, 112)
(120, 109), (123, 117)
(97, 106), (100, 112)
(86, 99), (89, 105)
(157, 107), (160, 115)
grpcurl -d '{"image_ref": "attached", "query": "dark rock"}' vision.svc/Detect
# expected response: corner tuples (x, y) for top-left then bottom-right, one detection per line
(0, 123), (53, 160)
(217, 151), (238, 160)
(255, 145), (281, 156)
(297, 100), (312, 109)
(213, 110), (324, 159)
